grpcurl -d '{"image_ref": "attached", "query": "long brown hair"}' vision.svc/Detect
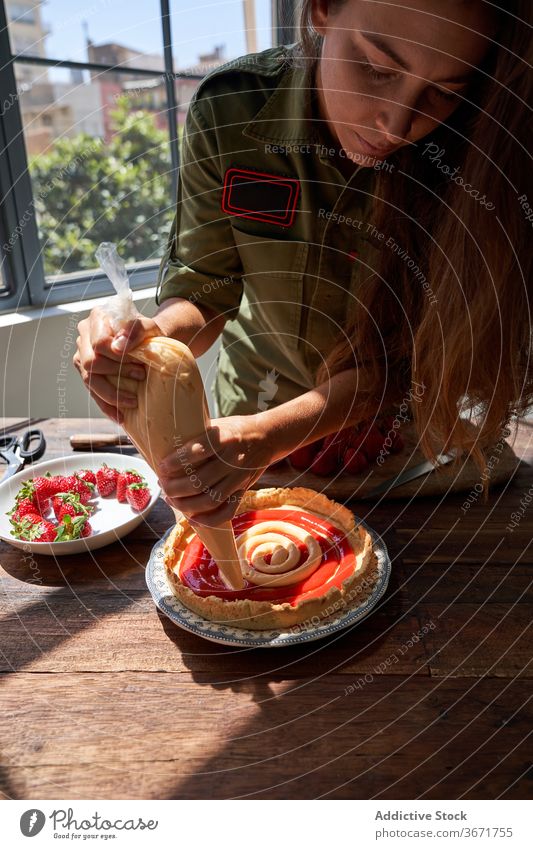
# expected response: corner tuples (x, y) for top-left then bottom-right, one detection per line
(297, 0), (532, 491)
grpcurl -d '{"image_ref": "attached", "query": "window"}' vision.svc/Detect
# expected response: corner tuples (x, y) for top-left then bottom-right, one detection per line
(0, 0), (275, 311)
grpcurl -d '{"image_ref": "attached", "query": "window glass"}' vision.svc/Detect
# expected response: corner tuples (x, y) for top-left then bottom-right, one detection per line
(6, 0), (164, 69)
(169, 0), (272, 70)
(15, 65), (174, 283)
(2, 0), (277, 304)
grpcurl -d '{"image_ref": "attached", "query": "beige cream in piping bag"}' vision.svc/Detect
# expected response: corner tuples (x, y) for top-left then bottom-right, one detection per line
(95, 243), (245, 591)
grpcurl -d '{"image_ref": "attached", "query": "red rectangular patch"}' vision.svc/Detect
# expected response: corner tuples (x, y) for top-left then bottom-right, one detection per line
(221, 167), (300, 227)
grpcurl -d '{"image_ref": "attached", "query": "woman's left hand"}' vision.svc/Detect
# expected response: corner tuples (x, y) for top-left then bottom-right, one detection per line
(157, 414), (275, 527)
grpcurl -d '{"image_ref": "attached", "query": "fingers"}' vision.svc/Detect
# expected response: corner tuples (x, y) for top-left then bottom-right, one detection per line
(109, 316), (161, 355)
(73, 305), (162, 425)
(87, 309), (128, 363)
(74, 308), (147, 414)
(73, 347), (138, 409)
(158, 454), (238, 500)
(77, 332), (145, 379)
(162, 469), (247, 517)
(188, 492), (245, 529)
(77, 312), (146, 376)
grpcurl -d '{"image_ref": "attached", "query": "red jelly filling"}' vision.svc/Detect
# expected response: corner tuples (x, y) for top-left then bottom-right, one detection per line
(178, 508), (356, 607)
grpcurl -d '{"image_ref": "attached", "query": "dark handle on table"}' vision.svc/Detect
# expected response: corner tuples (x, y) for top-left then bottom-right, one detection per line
(18, 428), (46, 462)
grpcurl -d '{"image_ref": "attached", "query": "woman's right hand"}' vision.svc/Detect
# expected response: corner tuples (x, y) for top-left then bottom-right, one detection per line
(73, 306), (162, 424)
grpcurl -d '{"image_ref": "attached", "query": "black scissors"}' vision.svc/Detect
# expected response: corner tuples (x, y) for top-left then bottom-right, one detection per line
(0, 428), (47, 482)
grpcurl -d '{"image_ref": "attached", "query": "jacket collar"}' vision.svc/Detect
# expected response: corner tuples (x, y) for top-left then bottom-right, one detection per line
(242, 46), (323, 147)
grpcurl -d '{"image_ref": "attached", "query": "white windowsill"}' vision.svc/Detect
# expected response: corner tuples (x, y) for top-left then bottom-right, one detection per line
(0, 286), (157, 329)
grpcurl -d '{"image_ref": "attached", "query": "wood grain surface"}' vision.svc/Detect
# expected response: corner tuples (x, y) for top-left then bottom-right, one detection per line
(0, 416), (531, 800)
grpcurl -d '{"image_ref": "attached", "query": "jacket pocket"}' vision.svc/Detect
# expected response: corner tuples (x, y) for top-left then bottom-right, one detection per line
(231, 225), (309, 352)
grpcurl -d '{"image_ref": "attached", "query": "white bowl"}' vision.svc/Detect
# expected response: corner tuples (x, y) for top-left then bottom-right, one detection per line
(0, 452), (160, 556)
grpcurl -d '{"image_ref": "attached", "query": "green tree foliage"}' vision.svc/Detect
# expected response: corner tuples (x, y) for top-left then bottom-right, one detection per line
(29, 98), (176, 276)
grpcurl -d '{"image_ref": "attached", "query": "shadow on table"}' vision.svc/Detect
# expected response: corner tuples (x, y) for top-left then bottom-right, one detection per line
(155, 587), (407, 798)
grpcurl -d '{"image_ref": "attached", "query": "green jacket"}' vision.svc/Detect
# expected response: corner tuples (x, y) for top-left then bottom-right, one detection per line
(156, 44), (382, 417)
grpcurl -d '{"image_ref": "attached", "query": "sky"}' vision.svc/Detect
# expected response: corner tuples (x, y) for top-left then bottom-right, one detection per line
(23, 0), (273, 70)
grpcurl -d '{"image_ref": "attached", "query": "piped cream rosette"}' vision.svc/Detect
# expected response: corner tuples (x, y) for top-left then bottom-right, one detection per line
(237, 519), (322, 587)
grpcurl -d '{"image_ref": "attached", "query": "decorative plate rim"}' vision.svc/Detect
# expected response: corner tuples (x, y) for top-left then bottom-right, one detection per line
(145, 517), (392, 648)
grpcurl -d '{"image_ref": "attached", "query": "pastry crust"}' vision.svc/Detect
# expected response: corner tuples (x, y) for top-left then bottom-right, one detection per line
(163, 486), (378, 630)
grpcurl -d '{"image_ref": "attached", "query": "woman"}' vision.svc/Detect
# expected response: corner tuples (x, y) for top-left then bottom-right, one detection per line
(74, 0), (532, 526)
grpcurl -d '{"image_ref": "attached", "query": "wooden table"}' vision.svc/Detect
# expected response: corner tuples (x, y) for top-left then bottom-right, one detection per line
(0, 416), (531, 800)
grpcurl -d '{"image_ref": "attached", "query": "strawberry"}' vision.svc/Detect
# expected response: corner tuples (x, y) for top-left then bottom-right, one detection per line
(361, 425), (389, 461)
(52, 492), (92, 521)
(375, 418), (405, 455)
(10, 512), (56, 543)
(126, 481), (151, 511)
(80, 519), (92, 538)
(58, 474), (94, 504)
(78, 469), (96, 486)
(47, 475), (67, 495)
(310, 447), (339, 476)
(116, 469), (143, 503)
(350, 423), (387, 461)
(55, 514), (92, 541)
(15, 475), (55, 511)
(96, 464), (119, 497)
(7, 496), (38, 522)
(342, 447), (369, 475)
(310, 429), (353, 476)
(390, 430), (405, 454)
(288, 440), (323, 470)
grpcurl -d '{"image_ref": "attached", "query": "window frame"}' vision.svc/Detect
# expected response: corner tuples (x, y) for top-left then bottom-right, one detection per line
(272, 0), (297, 46)
(1, 0), (287, 313)
(0, 0), (197, 311)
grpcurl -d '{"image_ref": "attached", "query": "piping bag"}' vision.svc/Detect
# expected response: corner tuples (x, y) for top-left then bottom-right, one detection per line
(95, 242), (245, 590)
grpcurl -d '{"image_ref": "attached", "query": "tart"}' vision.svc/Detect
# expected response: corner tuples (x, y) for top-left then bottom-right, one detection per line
(163, 486), (378, 630)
